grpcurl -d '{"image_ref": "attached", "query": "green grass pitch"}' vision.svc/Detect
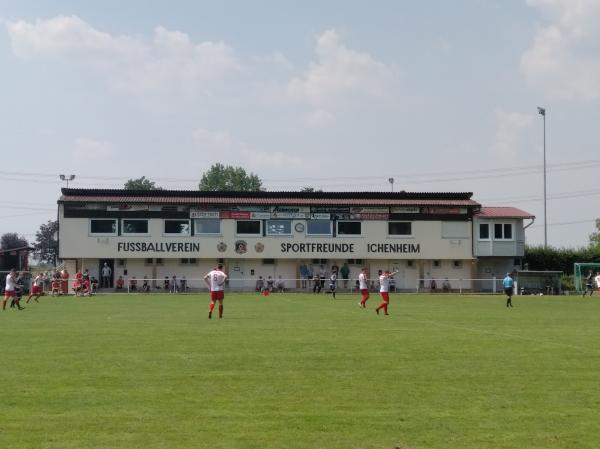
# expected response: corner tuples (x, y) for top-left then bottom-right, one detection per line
(2, 292), (599, 449)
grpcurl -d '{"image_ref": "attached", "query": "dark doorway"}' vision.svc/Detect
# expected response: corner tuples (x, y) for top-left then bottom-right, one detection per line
(99, 259), (114, 288)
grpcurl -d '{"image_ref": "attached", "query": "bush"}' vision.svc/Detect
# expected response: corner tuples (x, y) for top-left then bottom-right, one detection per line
(560, 274), (575, 292)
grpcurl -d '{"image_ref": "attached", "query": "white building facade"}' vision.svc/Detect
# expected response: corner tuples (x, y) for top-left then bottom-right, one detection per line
(57, 189), (534, 292)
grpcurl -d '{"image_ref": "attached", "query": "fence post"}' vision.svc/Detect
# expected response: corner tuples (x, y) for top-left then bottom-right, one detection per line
(459, 278), (462, 294)
(492, 276), (497, 294)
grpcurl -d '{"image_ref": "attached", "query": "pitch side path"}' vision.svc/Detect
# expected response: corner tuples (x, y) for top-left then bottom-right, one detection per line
(2, 293), (599, 449)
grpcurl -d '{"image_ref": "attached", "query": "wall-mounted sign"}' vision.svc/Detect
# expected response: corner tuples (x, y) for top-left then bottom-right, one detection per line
(220, 211), (251, 219)
(234, 240), (248, 254)
(422, 207), (468, 215)
(310, 213), (331, 220)
(190, 210), (220, 219)
(251, 212), (272, 219)
(351, 213), (389, 220)
(390, 207), (420, 214)
(311, 207), (350, 214)
(117, 242), (200, 253)
(350, 207), (389, 214)
(107, 205), (149, 211)
(271, 206), (309, 219)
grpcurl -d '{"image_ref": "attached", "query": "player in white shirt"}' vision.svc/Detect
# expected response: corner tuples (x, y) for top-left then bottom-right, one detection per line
(26, 273), (44, 303)
(595, 272), (600, 291)
(358, 268), (370, 308)
(203, 263), (228, 319)
(3, 269), (22, 311)
(375, 270), (399, 316)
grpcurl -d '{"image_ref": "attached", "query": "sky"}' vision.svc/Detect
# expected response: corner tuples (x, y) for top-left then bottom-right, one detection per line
(0, 0), (599, 249)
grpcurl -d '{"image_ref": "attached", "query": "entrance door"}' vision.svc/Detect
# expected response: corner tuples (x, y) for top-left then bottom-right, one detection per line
(99, 259), (114, 288)
(227, 260), (247, 291)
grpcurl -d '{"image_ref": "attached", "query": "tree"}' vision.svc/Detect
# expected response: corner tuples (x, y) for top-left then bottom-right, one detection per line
(124, 176), (162, 190)
(33, 220), (59, 265)
(1, 233), (29, 250)
(300, 187), (323, 192)
(589, 218), (600, 248)
(199, 163), (263, 191)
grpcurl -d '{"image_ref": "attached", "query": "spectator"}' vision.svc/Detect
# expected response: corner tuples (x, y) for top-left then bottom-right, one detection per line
(340, 263), (350, 288)
(266, 276), (274, 292)
(129, 276), (138, 292)
(90, 277), (98, 294)
(170, 275), (178, 293)
(142, 276), (150, 293)
(164, 276), (170, 291)
(61, 269), (69, 295)
(255, 276), (265, 292)
(115, 276), (124, 291)
(101, 262), (112, 288)
(430, 278), (437, 292)
(313, 275), (322, 294)
(442, 277), (451, 293)
(180, 275), (187, 292)
(319, 265), (326, 289)
(51, 278), (61, 296)
(299, 261), (309, 289)
(276, 276), (285, 293)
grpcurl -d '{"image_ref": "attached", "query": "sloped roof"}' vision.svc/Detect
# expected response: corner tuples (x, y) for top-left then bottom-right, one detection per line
(476, 207), (535, 219)
(59, 188), (481, 207)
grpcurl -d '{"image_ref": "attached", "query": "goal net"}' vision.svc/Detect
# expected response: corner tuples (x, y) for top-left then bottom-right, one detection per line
(574, 263), (600, 291)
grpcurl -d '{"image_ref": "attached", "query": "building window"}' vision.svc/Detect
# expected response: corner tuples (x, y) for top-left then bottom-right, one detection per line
(266, 220), (292, 235)
(453, 260), (463, 269)
(122, 219), (148, 235)
(194, 219), (221, 235)
(180, 258), (197, 265)
(236, 220), (261, 235)
(494, 223), (513, 240)
(145, 258), (154, 265)
(312, 258), (328, 265)
(164, 220), (190, 235)
(407, 260), (414, 268)
(306, 220), (332, 236)
(433, 260), (441, 268)
(117, 259), (126, 267)
(90, 219), (117, 235)
(262, 259), (275, 265)
(337, 221), (361, 235)
(388, 222), (412, 236)
(155, 258), (164, 265)
(479, 223), (490, 240)
(347, 259), (363, 265)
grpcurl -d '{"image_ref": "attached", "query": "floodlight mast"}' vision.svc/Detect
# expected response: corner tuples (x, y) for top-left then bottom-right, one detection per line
(59, 174), (76, 188)
(537, 107), (547, 248)
(388, 178), (394, 192)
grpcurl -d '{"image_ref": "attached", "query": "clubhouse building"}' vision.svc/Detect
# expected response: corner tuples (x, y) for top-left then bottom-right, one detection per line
(57, 188), (534, 292)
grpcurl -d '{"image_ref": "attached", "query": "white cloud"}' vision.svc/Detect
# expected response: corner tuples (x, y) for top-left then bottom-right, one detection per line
(522, 0), (600, 100)
(73, 137), (115, 160)
(490, 110), (534, 160)
(288, 29), (397, 106)
(306, 109), (336, 127)
(191, 127), (303, 170)
(6, 15), (242, 95)
(192, 128), (234, 150)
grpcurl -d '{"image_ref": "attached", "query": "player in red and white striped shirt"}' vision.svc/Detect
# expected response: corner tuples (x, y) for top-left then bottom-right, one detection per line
(204, 263), (228, 319)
